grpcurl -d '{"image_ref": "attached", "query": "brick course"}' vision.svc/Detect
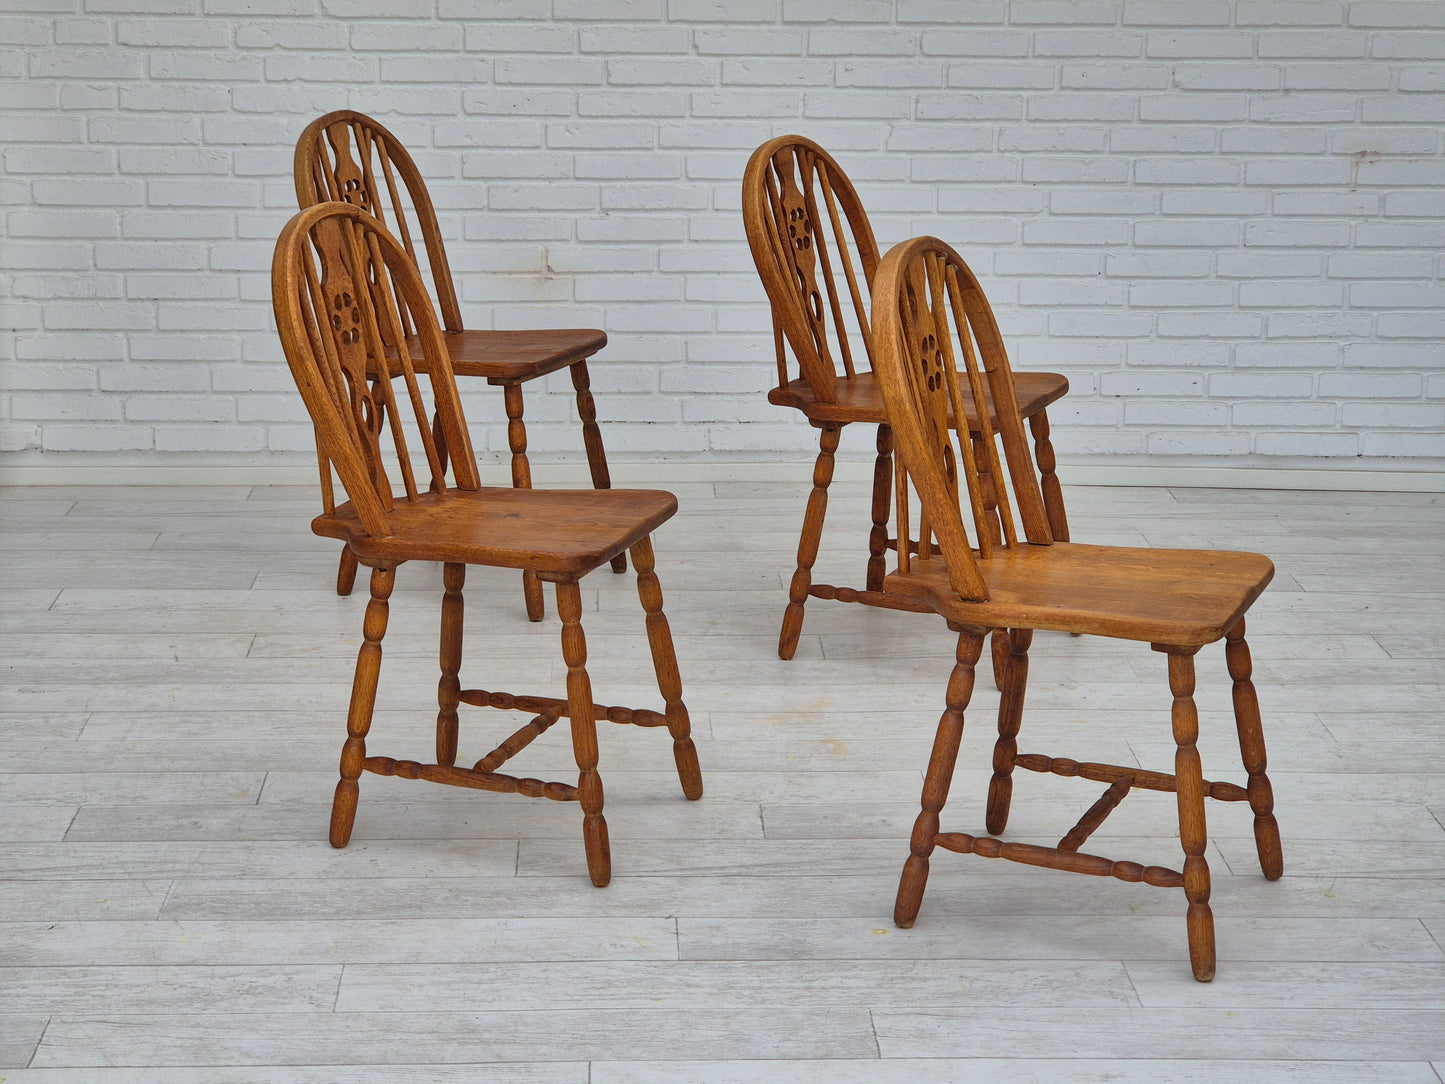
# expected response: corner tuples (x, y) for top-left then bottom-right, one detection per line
(1, 1), (1441, 470)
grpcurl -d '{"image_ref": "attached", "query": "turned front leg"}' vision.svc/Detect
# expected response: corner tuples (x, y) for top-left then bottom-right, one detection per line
(556, 579), (611, 887)
(631, 535), (703, 800)
(331, 565), (394, 848)
(1164, 645), (1216, 982)
(779, 424), (840, 661)
(503, 383), (545, 623)
(1227, 619), (1283, 880)
(895, 629), (985, 928)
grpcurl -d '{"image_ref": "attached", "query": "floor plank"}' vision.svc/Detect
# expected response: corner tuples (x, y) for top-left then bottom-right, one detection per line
(2, 481), (1441, 1075)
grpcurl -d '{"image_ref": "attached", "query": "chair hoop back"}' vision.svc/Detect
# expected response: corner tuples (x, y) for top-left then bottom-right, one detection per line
(742, 135), (882, 403)
(872, 235), (1054, 601)
(294, 110), (463, 335)
(271, 202), (479, 539)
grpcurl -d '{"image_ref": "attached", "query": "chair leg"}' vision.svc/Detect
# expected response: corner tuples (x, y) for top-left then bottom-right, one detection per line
(630, 535), (704, 801)
(895, 628), (985, 928)
(330, 565), (393, 849)
(866, 423), (893, 593)
(570, 360), (626, 575)
(989, 628), (1009, 692)
(1029, 408), (1069, 543)
(336, 545), (359, 596)
(1166, 646), (1217, 982)
(556, 579), (611, 887)
(436, 562), (464, 768)
(503, 382), (546, 623)
(779, 424), (841, 661)
(986, 627), (1033, 835)
(1227, 618), (1284, 881)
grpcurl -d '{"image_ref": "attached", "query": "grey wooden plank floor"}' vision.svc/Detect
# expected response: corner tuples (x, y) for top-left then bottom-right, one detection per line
(0, 479), (1442, 1083)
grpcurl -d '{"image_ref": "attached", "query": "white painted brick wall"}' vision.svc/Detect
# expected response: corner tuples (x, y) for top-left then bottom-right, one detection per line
(2, 0), (1443, 474)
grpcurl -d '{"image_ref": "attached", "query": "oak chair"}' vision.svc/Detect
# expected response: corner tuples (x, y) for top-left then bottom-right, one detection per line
(871, 235), (1283, 982)
(742, 135), (1072, 665)
(295, 109), (623, 616)
(271, 201), (702, 886)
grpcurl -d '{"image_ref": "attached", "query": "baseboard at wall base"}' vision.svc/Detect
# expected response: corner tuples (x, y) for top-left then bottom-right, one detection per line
(1, 458), (1442, 492)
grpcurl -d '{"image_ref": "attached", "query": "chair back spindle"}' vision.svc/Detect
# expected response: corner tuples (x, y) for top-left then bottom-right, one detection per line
(273, 202), (479, 539)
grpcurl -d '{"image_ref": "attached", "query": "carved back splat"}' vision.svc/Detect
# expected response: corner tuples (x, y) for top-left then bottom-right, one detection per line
(873, 236), (1055, 600)
(294, 110), (464, 337)
(743, 135), (881, 404)
(272, 202), (479, 538)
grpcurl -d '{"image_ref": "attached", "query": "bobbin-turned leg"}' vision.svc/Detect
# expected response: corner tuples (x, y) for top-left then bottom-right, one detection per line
(986, 627), (1033, 835)
(556, 579), (610, 886)
(866, 423), (893, 593)
(331, 565), (394, 848)
(569, 360), (626, 575)
(779, 423), (841, 661)
(436, 562), (464, 768)
(895, 628), (985, 928)
(1163, 644), (1216, 982)
(1227, 618), (1283, 881)
(503, 382), (545, 623)
(631, 535), (704, 801)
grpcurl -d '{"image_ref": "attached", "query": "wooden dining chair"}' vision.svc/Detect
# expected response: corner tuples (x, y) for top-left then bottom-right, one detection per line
(871, 235), (1283, 982)
(295, 109), (623, 617)
(742, 135), (1072, 665)
(271, 200), (703, 886)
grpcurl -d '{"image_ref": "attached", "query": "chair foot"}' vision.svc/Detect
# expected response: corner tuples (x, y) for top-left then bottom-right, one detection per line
(778, 599), (806, 660)
(336, 545), (358, 596)
(1187, 898), (1217, 982)
(329, 779), (358, 848)
(894, 853), (930, 927)
(583, 812), (612, 887)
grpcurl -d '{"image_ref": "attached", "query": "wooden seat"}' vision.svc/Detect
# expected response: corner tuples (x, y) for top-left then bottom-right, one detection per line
(270, 201), (702, 886)
(742, 135), (1071, 662)
(871, 235), (1283, 982)
(295, 110), (622, 616)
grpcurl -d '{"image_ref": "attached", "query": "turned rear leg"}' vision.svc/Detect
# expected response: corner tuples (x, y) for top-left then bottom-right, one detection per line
(1227, 618), (1283, 880)
(632, 535), (703, 800)
(570, 360), (626, 575)
(986, 628), (1033, 835)
(779, 424), (840, 661)
(503, 382), (546, 623)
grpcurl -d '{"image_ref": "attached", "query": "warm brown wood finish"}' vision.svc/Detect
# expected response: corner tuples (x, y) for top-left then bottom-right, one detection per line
(271, 201), (702, 886)
(742, 135), (1072, 661)
(873, 235), (1283, 982)
(294, 110), (622, 610)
